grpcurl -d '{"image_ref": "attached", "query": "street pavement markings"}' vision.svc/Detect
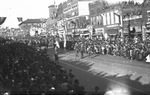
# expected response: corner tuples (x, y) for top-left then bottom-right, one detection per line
(60, 60), (149, 95)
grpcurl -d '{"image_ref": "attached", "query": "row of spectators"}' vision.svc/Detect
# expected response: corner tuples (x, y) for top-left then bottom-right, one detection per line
(73, 36), (150, 62)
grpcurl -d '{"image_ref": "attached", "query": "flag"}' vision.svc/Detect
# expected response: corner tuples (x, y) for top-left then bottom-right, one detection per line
(55, 41), (60, 48)
(0, 17), (7, 25)
(17, 17), (23, 22)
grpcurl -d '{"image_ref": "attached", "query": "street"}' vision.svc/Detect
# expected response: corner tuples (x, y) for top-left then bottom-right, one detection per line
(47, 48), (150, 95)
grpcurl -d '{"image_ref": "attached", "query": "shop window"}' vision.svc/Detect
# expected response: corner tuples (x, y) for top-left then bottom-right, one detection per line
(96, 16), (99, 25)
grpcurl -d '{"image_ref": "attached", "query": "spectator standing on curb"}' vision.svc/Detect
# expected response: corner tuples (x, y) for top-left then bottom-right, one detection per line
(74, 42), (79, 58)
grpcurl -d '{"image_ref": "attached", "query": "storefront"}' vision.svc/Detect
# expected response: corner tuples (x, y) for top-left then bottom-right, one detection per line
(105, 24), (120, 38)
(123, 12), (142, 37)
(93, 28), (104, 37)
(78, 28), (89, 38)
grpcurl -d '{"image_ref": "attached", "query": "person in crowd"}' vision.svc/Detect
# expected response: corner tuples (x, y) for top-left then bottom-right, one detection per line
(74, 42), (80, 58)
(80, 42), (84, 59)
(68, 69), (75, 84)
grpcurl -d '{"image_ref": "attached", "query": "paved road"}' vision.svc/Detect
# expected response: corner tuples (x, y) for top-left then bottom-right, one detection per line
(47, 48), (150, 95)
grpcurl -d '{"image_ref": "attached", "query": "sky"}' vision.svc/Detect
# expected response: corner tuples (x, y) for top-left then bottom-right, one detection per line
(0, 0), (143, 28)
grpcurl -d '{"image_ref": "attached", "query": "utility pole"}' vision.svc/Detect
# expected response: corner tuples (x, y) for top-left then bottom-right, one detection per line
(128, 16), (131, 41)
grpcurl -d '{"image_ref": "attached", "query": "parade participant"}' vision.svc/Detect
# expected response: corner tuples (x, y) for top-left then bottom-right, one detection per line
(80, 42), (84, 59)
(74, 42), (79, 58)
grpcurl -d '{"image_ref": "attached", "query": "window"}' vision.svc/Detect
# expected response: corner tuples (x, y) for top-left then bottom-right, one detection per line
(103, 13), (106, 25)
(96, 15), (102, 25)
(93, 17), (96, 25)
(147, 10), (150, 22)
(96, 16), (99, 25)
(110, 12), (114, 24)
(91, 18), (93, 25)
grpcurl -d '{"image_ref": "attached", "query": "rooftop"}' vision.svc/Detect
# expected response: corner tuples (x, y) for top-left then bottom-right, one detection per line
(19, 19), (47, 26)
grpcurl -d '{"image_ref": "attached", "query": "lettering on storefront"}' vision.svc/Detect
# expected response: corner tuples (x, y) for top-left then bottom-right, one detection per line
(123, 15), (142, 21)
(95, 28), (104, 35)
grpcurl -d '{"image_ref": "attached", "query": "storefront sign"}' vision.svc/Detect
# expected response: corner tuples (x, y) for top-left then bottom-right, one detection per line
(123, 15), (142, 21)
(95, 28), (104, 35)
(107, 28), (118, 35)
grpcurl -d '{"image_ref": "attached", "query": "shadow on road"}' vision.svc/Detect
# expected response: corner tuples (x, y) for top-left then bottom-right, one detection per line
(47, 48), (150, 95)
(61, 58), (150, 95)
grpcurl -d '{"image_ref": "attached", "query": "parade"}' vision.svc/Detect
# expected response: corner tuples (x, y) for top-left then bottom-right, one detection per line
(1, 0), (150, 95)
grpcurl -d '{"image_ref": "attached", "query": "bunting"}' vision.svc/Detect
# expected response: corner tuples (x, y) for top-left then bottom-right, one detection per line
(0, 17), (7, 25)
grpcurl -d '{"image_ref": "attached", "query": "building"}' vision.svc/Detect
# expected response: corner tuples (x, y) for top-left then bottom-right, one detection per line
(63, 0), (92, 37)
(19, 18), (47, 36)
(89, 0), (105, 37)
(89, 0), (144, 41)
(142, 0), (150, 40)
(56, 2), (67, 38)
(46, 5), (58, 36)
(89, 0), (122, 39)
(122, 1), (142, 38)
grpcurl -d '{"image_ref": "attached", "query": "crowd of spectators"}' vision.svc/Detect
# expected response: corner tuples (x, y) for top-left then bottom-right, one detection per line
(0, 37), (91, 95)
(73, 35), (150, 63)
